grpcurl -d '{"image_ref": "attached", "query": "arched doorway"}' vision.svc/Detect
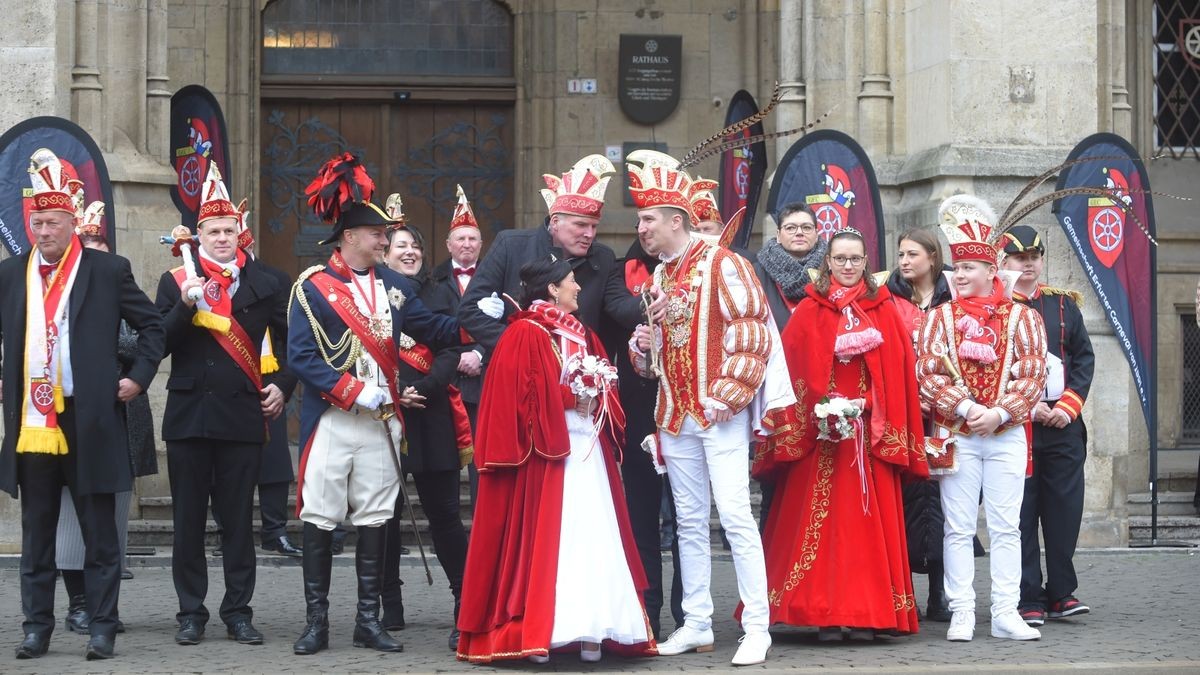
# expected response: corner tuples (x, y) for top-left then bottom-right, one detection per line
(258, 0), (516, 280)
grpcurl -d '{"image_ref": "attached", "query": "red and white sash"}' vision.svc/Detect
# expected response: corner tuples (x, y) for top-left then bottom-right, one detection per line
(18, 237), (83, 455)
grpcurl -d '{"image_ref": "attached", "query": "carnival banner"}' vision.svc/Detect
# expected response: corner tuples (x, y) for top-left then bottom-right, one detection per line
(766, 129), (885, 267)
(170, 84), (231, 229)
(1052, 132), (1157, 452)
(718, 90), (767, 250)
(0, 117), (115, 256)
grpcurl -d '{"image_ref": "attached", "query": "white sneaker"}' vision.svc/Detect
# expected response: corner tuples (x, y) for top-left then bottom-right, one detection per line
(731, 631), (771, 666)
(947, 611), (975, 642)
(991, 610), (1042, 640)
(657, 625), (715, 656)
(580, 642), (602, 662)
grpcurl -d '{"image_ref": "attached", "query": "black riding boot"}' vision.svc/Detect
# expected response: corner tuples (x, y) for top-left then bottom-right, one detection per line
(925, 561), (952, 622)
(293, 524), (333, 655)
(381, 578), (405, 631)
(352, 526), (404, 652)
(448, 589), (462, 652)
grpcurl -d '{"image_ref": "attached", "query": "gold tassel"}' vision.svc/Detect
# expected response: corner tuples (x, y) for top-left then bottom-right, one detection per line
(458, 445), (475, 469)
(260, 353), (280, 375)
(16, 427), (69, 455)
(192, 310), (232, 333)
(53, 385), (65, 414)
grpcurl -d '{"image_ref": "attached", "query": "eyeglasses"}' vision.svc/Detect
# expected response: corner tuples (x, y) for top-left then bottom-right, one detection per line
(780, 223), (817, 235)
(830, 255), (866, 267)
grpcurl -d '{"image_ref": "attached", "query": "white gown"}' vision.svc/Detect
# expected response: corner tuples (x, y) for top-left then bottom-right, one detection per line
(549, 411), (650, 647)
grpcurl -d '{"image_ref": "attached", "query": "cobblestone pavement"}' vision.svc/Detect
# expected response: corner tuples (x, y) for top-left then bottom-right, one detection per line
(0, 549), (1197, 673)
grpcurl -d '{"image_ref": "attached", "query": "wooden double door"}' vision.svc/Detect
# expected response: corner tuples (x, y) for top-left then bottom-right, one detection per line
(258, 100), (514, 281)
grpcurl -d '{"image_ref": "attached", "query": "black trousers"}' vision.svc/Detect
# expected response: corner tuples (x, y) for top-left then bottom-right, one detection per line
(168, 439), (261, 626)
(384, 469), (469, 595)
(1019, 417), (1087, 608)
(257, 481), (290, 544)
(17, 404), (121, 639)
(620, 439), (684, 636)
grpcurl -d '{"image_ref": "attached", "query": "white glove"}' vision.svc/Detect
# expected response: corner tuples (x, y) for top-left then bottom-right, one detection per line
(477, 292), (504, 320)
(354, 383), (387, 410)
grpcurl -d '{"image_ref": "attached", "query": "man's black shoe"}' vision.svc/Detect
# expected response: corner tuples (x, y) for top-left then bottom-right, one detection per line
(174, 619), (205, 645)
(85, 634), (114, 660)
(262, 536), (303, 558)
(352, 620), (404, 652)
(14, 633), (49, 659)
(226, 620), (264, 645)
(65, 594), (90, 634)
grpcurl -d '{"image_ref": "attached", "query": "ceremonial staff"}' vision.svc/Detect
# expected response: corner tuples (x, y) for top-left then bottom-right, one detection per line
(160, 224), (204, 303)
(376, 404), (434, 586)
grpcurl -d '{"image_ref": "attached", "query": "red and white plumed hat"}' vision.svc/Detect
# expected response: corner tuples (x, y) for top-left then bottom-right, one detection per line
(75, 201), (106, 240)
(626, 149), (693, 214)
(687, 176), (721, 226)
(937, 195), (1000, 265)
(28, 148), (82, 215)
(197, 163), (242, 227)
(449, 184), (480, 232)
(540, 154), (616, 219)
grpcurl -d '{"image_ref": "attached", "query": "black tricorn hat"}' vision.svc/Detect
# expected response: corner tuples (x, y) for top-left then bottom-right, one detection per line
(1000, 225), (1045, 255)
(318, 202), (399, 245)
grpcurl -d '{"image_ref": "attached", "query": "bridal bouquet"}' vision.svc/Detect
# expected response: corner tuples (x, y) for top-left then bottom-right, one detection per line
(565, 353), (618, 399)
(814, 396), (862, 442)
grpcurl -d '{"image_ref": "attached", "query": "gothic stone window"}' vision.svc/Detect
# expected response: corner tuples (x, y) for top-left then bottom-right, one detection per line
(262, 0), (513, 77)
(1153, 0), (1200, 158)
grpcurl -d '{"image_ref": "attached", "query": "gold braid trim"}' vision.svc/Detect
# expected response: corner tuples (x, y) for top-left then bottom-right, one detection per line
(288, 265), (362, 373)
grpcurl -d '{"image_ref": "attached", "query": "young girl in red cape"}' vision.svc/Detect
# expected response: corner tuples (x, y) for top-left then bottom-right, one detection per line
(456, 258), (656, 664)
(748, 229), (928, 641)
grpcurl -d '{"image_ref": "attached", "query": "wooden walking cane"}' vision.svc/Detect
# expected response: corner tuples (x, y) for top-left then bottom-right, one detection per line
(376, 404), (434, 585)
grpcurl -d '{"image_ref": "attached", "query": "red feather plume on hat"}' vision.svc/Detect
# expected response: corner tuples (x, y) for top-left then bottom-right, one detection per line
(305, 152), (375, 224)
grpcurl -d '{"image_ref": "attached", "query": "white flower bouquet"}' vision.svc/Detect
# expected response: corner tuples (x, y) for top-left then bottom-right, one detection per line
(565, 353), (618, 400)
(814, 395), (862, 442)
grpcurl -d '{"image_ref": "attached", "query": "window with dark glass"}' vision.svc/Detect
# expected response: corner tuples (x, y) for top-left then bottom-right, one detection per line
(1153, 1), (1200, 158)
(262, 0), (514, 78)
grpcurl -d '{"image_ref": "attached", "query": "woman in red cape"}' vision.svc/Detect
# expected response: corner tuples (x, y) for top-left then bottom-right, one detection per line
(456, 258), (656, 664)
(750, 229), (928, 640)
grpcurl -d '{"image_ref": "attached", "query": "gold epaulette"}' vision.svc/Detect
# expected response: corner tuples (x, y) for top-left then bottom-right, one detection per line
(1039, 286), (1084, 307)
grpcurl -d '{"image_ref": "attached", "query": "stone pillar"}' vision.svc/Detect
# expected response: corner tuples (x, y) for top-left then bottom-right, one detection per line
(857, 0), (893, 155)
(1101, 0), (1133, 137)
(72, 0), (104, 143)
(775, 0), (806, 161)
(146, 0), (170, 160)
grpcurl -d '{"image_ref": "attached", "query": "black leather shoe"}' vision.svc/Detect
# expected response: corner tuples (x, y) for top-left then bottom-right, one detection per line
(226, 620), (264, 645)
(293, 611), (329, 656)
(85, 634), (114, 660)
(353, 620), (404, 653)
(448, 626), (460, 652)
(121, 568), (134, 580)
(175, 619), (205, 645)
(263, 536), (303, 558)
(14, 633), (48, 659)
(65, 594), (90, 634)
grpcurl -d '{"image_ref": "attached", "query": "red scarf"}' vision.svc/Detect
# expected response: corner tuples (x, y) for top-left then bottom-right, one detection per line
(955, 277), (1008, 364)
(527, 299), (586, 346)
(195, 248), (247, 329)
(827, 280), (883, 360)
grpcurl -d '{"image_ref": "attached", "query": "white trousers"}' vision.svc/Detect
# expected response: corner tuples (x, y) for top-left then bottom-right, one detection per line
(659, 411), (770, 633)
(940, 427), (1026, 618)
(300, 406), (402, 530)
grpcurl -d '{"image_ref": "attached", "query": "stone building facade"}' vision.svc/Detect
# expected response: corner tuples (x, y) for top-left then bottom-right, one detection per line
(0, 0), (1196, 549)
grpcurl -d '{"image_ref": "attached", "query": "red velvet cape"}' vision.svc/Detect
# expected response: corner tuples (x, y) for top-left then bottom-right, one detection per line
(456, 312), (653, 662)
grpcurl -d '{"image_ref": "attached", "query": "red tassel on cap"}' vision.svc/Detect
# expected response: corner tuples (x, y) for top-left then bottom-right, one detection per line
(305, 152), (375, 224)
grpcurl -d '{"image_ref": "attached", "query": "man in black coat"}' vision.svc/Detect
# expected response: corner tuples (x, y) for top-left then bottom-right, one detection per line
(155, 167), (295, 647)
(1002, 226), (1095, 628)
(0, 149), (164, 661)
(459, 154), (644, 354)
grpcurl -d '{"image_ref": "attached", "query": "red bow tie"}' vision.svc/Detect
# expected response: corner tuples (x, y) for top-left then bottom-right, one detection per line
(456, 266), (475, 277)
(39, 264), (57, 279)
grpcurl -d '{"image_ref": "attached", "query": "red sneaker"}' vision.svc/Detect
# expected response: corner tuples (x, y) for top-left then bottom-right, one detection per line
(1019, 607), (1046, 627)
(1047, 596), (1090, 619)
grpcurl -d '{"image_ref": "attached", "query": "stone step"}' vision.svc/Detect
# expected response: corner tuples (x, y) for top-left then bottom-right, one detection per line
(1126, 491), (1198, 517)
(1128, 515), (1200, 542)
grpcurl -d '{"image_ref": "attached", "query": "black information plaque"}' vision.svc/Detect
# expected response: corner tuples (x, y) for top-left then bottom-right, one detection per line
(618, 34), (682, 125)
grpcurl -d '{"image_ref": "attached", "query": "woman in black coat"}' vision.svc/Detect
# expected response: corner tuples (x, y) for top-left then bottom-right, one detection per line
(380, 225), (471, 651)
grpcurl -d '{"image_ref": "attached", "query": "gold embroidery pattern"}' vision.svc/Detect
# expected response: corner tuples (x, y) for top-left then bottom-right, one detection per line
(768, 443), (835, 605)
(893, 589), (916, 611)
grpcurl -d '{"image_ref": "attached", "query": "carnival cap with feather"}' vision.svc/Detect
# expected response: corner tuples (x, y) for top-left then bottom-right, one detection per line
(449, 184), (481, 232)
(687, 175), (746, 249)
(28, 148), (83, 215)
(937, 195), (1002, 264)
(540, 154), (616, 219)
(306, 152), (397, 245)
(626, 149), (693, 214)
(75, 201), (106, 241)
